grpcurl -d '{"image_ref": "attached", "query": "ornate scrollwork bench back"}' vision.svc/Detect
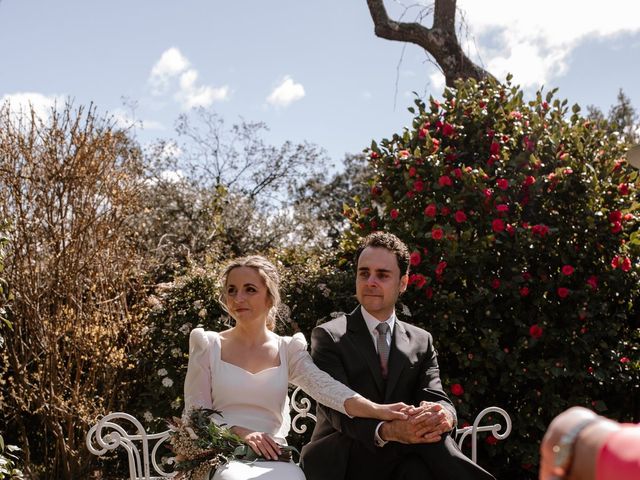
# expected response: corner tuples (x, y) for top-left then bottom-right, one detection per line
(86, 387), (512, 480)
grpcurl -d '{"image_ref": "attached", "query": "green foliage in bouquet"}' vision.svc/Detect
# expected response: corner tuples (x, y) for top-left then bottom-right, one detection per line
(345, 75), (640, 478)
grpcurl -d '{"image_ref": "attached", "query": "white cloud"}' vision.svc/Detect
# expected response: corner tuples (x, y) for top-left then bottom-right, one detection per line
(429, 71), (446, 92)
(266, 76), (305, 108)
(160, 169), (185, 183)
(457, 0), (640, 87)
(175, 69), (229, 110)
(148, 47), (229, 109)
(149, 47), (190, 95)
(0, 92), (62, 121)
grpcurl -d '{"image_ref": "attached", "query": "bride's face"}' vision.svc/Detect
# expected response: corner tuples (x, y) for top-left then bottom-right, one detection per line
(224, 266), (272, 324)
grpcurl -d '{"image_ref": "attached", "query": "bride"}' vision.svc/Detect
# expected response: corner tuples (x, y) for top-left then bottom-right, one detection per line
(184, 255), (410, 480)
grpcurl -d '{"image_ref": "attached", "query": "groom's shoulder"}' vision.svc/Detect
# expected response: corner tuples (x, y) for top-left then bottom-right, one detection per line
(314, 307), (358, 335)
(397, 317), (432, 340)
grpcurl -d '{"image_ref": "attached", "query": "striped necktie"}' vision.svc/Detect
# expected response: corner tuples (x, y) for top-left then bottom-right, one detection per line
(376, 322), (390, 379)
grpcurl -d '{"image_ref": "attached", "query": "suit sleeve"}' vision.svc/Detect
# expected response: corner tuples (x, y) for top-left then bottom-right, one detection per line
(415, 331), (457, 429)
(310, 326), (381, 452)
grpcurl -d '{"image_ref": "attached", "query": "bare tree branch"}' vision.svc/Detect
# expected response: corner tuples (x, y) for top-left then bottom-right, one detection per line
(366, 0), (494, 86)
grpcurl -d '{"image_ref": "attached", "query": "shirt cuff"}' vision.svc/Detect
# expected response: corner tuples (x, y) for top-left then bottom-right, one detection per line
(374, 421), (388, 447)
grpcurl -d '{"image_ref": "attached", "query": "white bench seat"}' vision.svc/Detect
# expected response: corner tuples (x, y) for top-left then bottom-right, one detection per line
(87, 387), (512, 480)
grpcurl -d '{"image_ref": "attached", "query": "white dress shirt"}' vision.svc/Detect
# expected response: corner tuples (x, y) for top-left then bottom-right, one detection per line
(360, 307), (396, 447)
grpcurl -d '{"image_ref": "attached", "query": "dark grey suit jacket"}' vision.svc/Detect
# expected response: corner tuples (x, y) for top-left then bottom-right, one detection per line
(300, 306), (460, 480)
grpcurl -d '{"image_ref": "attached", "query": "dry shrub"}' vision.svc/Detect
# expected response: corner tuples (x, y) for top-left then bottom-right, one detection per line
(0, 101), (147, 479)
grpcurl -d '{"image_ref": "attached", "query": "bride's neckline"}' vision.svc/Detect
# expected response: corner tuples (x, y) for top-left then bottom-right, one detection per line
(218, 357), (282, 376)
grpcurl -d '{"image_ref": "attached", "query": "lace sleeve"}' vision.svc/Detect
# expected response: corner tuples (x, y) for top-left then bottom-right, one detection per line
(183, 328), (214, 414)
(286, 333), (360, 416)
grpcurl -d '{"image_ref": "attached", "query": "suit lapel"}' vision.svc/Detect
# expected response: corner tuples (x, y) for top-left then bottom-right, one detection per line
(347, 307), (385, 394)
(385, 320), (411, 401)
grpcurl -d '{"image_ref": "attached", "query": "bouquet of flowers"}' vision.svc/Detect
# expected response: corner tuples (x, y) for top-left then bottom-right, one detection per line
(168, 408), (296, 480)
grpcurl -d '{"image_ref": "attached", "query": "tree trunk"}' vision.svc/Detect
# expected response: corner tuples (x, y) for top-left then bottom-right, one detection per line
(366, 0), (493, 87)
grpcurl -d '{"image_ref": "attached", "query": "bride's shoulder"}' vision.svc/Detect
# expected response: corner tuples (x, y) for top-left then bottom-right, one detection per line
(280, 331), (308, 353)
(189, 327), (220, 349)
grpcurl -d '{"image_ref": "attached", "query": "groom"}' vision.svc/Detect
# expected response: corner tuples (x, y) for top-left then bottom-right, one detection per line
(300, 232), (494, 480)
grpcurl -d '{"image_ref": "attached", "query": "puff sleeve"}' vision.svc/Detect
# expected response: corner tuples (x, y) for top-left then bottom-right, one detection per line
(183, 328), (214, 413)
(286, 332), (360, 416)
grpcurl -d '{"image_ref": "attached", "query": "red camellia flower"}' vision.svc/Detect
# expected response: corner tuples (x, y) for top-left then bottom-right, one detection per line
(529, 324), (543, 339)
(496, 204), (509, 212)
(522, 272), (532, 281)
(425, 286), (434, 299)
(618, 183), (630, 195)
(491, 278), (501, 289)
(490, 141), (500, 155)
(496, 178), (509, 190)
(390, 209), (399, 220)
(418, 127), (428, 139)
(586, 275), (598, 290)
(557, 287), (570, 298)
(609, 210), (622, 222)
(611, 221), (622, 234)
(561, 265), (575, 276)
(453, 168), (463, 178)
(611, 255), (632, 272)
(440, 206), (451, 216)
(431, 227), (444, 240)
(524, 175), (536, 186)
(414, 180), (424, 192)
(532, 224), (550, 237)
(408, 166), (417, 177)
(410, 273), (427, 289)
(492, 218), (505, 233)
(442, 123), (455, 137)
(435, 261), (447, 276)
(398, 150), (410, 159)
(410, 251), (421, 267)
(483, 188), (493, 198)
(451, 383), (464, 396)
(438, 175), (453, 187)
(506, 224), (515, 236)
(424, 203), (437, 217)
(454, 210), (467, 223)
(519, 287), (530, 297)
(620, 357), (630, 364)
(370, 151), (379, 159)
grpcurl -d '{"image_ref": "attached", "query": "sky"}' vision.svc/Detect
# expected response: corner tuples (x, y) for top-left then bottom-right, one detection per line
(1, 0), (639, 167)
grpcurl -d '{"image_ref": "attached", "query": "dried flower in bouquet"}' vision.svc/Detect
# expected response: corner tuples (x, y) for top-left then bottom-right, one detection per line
(168, 408), (245, 480)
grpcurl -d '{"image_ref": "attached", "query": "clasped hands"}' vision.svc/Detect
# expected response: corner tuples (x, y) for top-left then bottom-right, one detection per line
(379, 401), (455, 444)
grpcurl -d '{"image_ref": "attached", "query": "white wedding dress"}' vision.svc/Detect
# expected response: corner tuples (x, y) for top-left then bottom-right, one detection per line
(184, 328), (358, 480)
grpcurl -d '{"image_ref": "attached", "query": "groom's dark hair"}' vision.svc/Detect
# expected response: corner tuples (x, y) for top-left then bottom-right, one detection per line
(355, 231), (410, 276)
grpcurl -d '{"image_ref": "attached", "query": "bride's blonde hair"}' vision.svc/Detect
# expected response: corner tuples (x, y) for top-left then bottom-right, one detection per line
(218, 255), (281, 330)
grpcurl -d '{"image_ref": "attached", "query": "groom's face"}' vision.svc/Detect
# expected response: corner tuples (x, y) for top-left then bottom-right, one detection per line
(355, 246), (408, 321)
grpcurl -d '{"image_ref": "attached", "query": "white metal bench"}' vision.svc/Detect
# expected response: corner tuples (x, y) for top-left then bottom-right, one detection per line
(86, 387), (512, 480)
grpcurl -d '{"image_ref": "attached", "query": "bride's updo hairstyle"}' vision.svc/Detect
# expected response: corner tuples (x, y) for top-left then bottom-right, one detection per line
(219, 255), (281, 330)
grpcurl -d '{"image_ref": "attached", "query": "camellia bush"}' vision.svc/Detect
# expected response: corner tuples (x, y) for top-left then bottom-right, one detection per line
(345, 76), (639, 478)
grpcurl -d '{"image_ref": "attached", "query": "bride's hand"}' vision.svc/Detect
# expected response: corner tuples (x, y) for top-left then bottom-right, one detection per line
(230, 426), (282, 460)
(373, 401), (412, 421)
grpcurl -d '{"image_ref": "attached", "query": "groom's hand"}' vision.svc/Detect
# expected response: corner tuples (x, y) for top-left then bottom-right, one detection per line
(410, 401), (455, 441)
